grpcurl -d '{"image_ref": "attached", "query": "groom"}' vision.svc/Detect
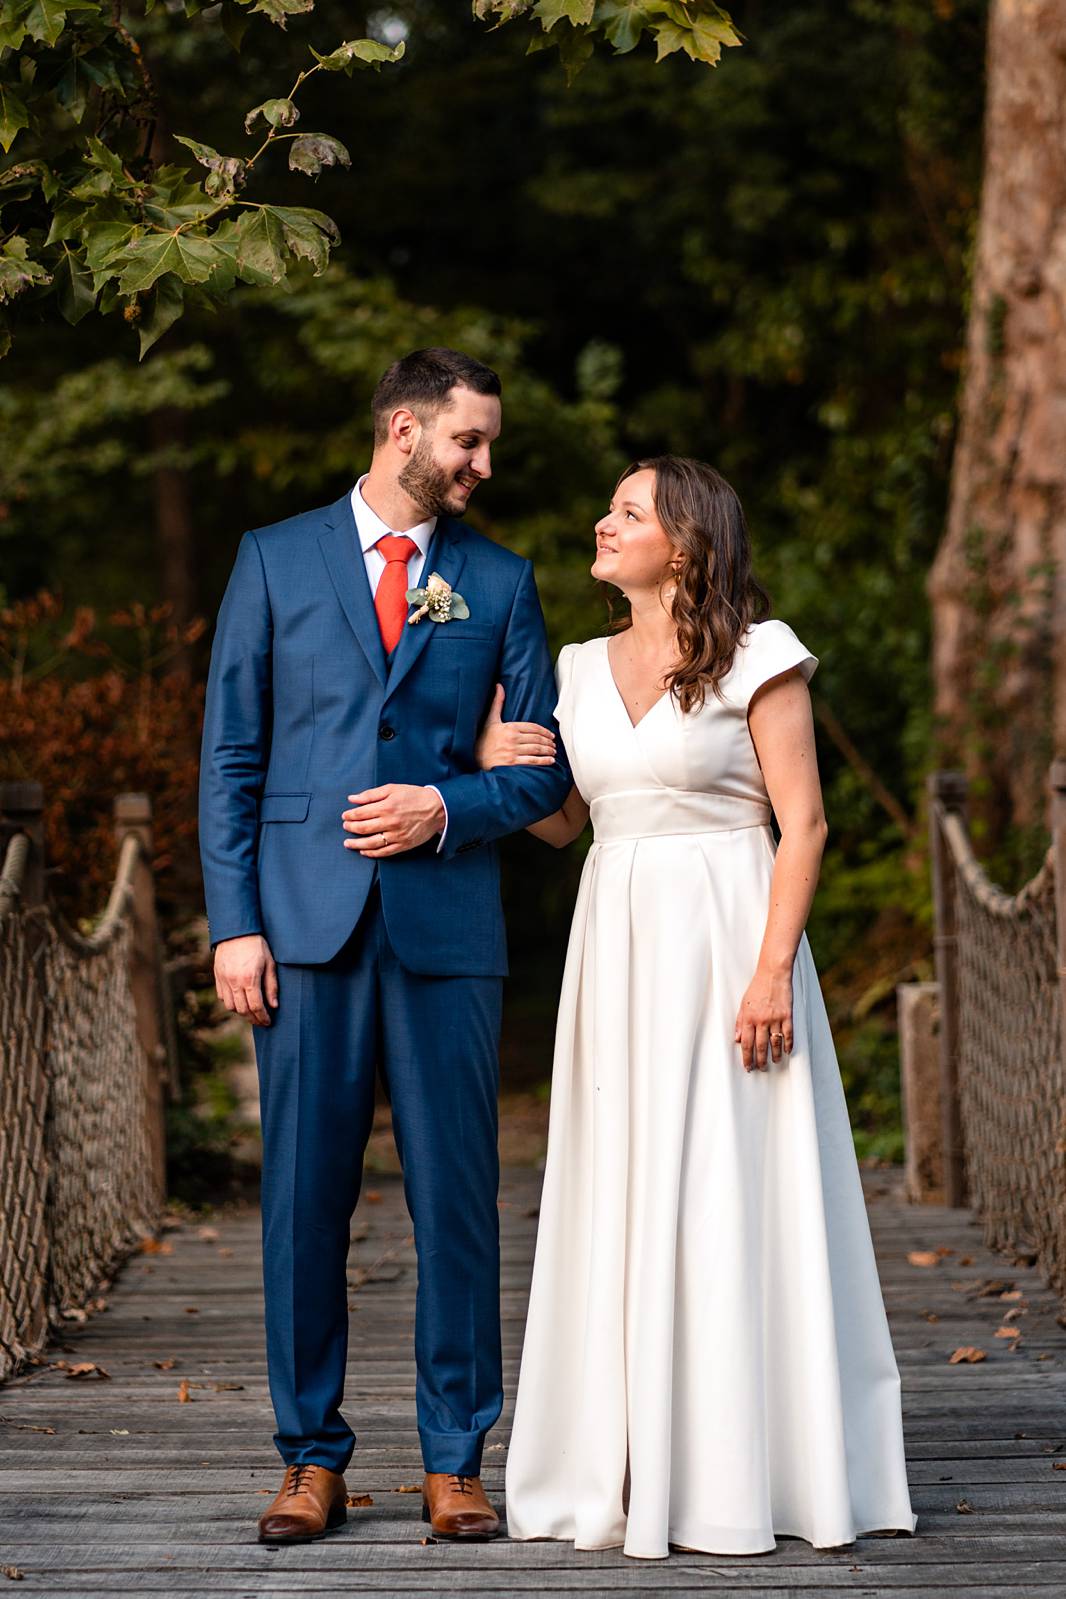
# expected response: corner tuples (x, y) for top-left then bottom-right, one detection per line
(198, 348), (570, 1544)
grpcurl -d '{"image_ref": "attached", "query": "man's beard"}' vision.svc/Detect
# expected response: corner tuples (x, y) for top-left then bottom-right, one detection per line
(398, 435), (470, 519)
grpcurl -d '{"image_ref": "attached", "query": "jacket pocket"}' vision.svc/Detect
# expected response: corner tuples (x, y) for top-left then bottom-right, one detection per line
(260, 791), (311, 823)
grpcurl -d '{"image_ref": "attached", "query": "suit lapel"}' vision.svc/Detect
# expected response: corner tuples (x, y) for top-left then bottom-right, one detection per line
(317, 492), (387, 689)
(384, 518), (469, 704)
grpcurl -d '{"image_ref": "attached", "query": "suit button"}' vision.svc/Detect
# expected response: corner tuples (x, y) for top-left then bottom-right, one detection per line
(378, 724), (396, 741)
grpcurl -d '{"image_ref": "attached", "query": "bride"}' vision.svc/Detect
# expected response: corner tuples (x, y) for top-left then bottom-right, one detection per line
(475, 455), (916, 1559)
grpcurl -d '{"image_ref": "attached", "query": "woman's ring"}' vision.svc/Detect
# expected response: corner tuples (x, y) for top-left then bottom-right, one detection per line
(770, 1030), (784, 1040)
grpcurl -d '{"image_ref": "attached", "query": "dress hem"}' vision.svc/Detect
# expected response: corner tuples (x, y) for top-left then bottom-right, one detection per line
(506, 1514), (919, 1561)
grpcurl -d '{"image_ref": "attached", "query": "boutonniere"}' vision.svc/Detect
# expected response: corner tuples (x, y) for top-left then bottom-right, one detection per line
(406, 571), (470, 626)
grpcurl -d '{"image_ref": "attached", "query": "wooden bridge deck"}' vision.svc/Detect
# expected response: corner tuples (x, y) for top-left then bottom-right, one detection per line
(2, 1167), (1066, 1596)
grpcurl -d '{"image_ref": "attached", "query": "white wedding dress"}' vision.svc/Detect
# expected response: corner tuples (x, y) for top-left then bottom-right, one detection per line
(504, 620), (917, 1560)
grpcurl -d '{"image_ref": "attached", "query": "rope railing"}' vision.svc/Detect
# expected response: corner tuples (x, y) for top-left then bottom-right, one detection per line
(927, 766), (1066, 1303)
(0, 785), (169, 1383)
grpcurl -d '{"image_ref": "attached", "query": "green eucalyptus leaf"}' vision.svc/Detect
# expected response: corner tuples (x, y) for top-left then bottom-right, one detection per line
(448, 595), (471, 620)
(406, 587), (429, 604)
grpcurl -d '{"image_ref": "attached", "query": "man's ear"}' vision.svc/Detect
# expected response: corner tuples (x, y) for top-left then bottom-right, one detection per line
(389, 406), (420, 456)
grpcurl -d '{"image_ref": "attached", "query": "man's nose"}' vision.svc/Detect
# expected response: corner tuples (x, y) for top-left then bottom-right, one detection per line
(473, 444), (492, 479)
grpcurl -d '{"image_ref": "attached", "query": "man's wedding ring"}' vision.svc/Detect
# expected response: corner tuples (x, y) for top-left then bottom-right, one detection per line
(380, 833), (388, 848)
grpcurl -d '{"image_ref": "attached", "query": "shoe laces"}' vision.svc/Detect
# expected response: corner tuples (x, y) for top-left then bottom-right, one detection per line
(447, 1474), (473, 1496)
(284, 1463), (317, 1497)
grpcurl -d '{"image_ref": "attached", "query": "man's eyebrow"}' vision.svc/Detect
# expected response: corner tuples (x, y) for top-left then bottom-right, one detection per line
(451, 426), (488, 437)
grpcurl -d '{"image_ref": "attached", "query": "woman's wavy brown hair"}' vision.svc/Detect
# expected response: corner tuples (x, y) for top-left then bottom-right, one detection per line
(610, 455), (771, 713)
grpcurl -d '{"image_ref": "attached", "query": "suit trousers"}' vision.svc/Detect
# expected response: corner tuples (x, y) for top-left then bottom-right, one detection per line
(253, 882), (504, 1476)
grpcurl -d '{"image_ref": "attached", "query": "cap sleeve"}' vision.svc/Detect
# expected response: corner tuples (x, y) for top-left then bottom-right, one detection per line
(729, 619), (818, 709)
(553, 642), (579, 721)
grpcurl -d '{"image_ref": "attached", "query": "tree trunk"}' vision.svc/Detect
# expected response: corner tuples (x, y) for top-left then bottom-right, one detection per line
(928, 0), (1066, 854)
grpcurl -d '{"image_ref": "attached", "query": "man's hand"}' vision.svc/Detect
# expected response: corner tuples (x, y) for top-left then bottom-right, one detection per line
(214, 934), (278, 1027)
(342, 784), (446, 858)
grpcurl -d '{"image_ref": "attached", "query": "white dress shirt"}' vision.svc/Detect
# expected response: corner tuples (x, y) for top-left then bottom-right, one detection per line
(350, 475), (448, 850)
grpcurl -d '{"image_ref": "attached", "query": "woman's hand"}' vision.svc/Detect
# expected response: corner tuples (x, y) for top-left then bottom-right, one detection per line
(734, 965), (794, 1072)
(475, 683), (557, 770)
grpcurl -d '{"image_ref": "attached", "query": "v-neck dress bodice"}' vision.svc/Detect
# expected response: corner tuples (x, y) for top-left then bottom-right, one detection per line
(504, 619), (916, 1560)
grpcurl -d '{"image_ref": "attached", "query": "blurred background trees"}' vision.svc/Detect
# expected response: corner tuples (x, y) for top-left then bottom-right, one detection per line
(1, 0), (997, 1156)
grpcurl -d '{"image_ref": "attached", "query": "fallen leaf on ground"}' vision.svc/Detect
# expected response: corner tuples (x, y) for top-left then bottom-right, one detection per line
(1053, 1462), (1066, 1471)
(934, 1246), (954, 1257)
(218, 1247), (233, 1258)
(213, 1382), (244, 1392)
(958, 1255), (973, 1265)
(0, 1419), (54, 1434)
(138, 1238), (173, 1255)
(347, 1493), (374, 1507)
(956, 1499), (974, 1514)
(923, 1311), (940, 1323)
(65, 1363), (109, 1380)
(154, 1359), (176, 1370)
(994, 1326), (1021, 1338)
(907, 1251), (940, 1267)
(949, 1347), (986, 1364)
(1000, 1289), (1023, 1301)
(177, 1380), (191, 1403)
(109, 1429), (130, 1436)
(975, 1280), (1013, 1297)
(394, 1484), (421, 1493)
(197, 1227), (219, 1242)
(1, 1565), (24, 1579)
(184, 1306), (199, 1315)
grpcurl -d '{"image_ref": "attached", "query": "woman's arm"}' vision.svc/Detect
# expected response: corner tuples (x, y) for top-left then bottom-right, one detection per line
(734, 668), (828, 1071)
(525, 785), (590, 848)
(475, 683), (590, 847)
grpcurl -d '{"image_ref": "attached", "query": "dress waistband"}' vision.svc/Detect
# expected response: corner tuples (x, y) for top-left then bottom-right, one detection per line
(590, 788), (772, 843)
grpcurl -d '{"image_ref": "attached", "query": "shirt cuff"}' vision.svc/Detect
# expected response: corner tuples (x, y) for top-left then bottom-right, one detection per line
(426, 785), (448, 853)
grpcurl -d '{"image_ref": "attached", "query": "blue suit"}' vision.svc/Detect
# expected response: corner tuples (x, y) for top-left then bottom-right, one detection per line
(198, 490), (571, 1474)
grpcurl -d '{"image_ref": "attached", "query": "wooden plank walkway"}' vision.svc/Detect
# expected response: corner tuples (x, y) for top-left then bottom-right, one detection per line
(2, 1166), (1066, 1595)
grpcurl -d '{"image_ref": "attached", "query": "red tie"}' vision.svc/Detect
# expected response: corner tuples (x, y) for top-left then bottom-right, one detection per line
(374, 534), (419, 654)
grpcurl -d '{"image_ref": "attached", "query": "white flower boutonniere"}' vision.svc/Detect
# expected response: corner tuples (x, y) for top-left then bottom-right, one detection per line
(405, 571), (471, 626)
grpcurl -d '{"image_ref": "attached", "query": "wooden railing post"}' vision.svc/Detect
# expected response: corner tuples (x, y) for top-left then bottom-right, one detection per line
(928, 770), (968, 1207)
(113, 794), (168, 1202)
(0, 781), (46, 910)
(1050, 760), (1066, 1098)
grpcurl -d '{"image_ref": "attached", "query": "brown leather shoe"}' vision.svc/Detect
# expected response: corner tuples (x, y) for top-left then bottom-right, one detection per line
(257, 1463), (348, 1544)
(422, 1472), (500, 1540)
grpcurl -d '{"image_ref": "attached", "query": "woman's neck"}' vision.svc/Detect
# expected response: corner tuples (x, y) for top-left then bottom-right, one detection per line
(623, 586), (678, 657)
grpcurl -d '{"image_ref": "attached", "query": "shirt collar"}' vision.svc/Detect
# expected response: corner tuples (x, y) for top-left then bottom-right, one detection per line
(351, 474), (436, 557)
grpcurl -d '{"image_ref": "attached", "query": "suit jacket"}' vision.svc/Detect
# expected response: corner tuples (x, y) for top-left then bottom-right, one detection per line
(198, 491), (572, 974)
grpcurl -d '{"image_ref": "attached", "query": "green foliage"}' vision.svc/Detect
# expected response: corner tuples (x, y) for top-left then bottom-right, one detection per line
(0, 0), (736, 355)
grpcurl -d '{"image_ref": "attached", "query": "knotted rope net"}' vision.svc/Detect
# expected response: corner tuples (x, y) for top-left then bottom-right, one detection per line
(942, 814), (1066, 1297)
(0, 832), (160, 1382)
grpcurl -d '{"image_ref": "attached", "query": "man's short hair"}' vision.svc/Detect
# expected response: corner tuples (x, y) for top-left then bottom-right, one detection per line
(371, 348), (502, 445)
